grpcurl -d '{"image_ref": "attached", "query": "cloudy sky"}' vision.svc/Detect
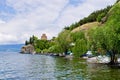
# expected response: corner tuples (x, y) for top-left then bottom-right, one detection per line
(0, 0), (116, 44)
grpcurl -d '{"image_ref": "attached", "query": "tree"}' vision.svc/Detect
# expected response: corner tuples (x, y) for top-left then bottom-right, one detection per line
(73, 39), (87, 57)
(57, 30), (72, 54)
(70, 31), (88, 57)
(25, 40), (29, 45)
(48, 44), (61, 53)
(71, 31), (85, 42)
(97, 13), (106, 22)
(116, 0), (120, 3)
(28, 35), (38, 45)
(34, 40), (50, 52)
(88, 2), (120, 64)
(89, 25), (120, 64)
(104, 3), (120, 64)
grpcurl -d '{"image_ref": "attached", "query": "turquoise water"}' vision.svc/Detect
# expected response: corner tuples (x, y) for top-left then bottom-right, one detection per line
(0, 52), (120, 80)
(0, 44), (23, 52)
(0, 45), (120, 80)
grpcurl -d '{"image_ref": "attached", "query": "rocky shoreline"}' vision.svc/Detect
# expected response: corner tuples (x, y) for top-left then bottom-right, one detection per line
(20, 44), (96, 60)
(20, 45), (73, 58)
(20, 44), (35, 54)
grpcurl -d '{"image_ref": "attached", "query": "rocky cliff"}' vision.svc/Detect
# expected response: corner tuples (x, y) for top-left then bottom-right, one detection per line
(20, 44), (35, 54)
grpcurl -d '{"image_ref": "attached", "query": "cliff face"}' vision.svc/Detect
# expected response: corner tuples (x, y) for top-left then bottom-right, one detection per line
(21, 44), (35, 54)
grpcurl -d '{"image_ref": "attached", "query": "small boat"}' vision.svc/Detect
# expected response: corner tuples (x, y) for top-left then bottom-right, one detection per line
(87, 55), (110, 63)
(81, 51), (93, 59)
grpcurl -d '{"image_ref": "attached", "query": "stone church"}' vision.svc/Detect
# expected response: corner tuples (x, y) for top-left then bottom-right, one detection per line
(41, 34), (47, 40)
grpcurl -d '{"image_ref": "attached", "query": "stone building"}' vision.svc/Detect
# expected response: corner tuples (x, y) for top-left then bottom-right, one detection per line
(41, 34), (47, 40)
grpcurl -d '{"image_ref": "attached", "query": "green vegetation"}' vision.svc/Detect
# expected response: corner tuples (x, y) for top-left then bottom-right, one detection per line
(56, 30), (72, 54)
(25, 0), (120, 65)
(70, 31), (87, 57)
(25, 35), (56, 53)
(116, 0), (120, 3)
(87, 2), (120, 64)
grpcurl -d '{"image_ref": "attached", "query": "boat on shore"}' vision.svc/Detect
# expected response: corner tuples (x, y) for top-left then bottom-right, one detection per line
(87, 55), (120, 64)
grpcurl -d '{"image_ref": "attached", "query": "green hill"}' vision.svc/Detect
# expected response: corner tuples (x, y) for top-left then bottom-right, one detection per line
(106, 1), (120, 25)
(71, 1), (120, 34)
(64, 5), (112, 31)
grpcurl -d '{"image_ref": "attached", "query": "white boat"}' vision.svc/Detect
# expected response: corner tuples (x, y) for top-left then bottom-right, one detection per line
(87, 55), (110, 63)
(82, 51), (93, 59)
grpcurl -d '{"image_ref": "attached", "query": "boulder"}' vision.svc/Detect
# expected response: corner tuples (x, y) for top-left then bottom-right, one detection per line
(101, 16), (107, 24)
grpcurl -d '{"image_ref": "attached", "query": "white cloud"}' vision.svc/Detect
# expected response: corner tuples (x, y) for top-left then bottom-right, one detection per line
(0, 0), (116, 44)
(0, 33), (18, 44)
(0, 19), (6, 24)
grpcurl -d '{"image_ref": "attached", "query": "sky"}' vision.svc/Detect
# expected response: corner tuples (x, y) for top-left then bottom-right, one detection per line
(0, 0), (116, 44)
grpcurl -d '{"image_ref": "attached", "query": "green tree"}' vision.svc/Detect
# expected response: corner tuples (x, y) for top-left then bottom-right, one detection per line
(25, 40), (29, 45)
(57, 30), (72, 54)
(35, 40), (50, 52)
(116, 0), (120, 3)
(70, 31), (88, 57)
(28, 35), (38, 45)
(71, 31), (85, 42)
(48, 44), (61, 53)
(88, 2), (120, 64)
(97, 13), (106, 22)
(104, 3), (120, 64)
(73, 39), (87, 57)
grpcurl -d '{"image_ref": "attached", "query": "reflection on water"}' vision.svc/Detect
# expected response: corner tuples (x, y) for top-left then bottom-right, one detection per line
(0, 52), (120, 80)
(87, 63), (120, 80)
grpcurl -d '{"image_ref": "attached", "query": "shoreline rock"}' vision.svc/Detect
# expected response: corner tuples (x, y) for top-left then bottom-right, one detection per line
(20, 44), (35, 54)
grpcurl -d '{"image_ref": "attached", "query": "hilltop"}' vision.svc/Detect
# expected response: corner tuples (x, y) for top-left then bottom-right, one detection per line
(64, 4), (112, 31)
(70, 0), (120, 37)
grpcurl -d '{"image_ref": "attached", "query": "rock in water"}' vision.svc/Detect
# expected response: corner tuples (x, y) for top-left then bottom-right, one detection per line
(20, 44), (35, 54)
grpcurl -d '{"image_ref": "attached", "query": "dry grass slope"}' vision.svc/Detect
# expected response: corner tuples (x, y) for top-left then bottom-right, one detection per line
(71, 22), (100, 33)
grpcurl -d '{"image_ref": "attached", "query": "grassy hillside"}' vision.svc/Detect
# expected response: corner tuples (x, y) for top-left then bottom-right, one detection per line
(106, 1), (120, 24)
(71, 1), (120, 33)
(64, 5), (112, 31)
(71, 22), (99, 33)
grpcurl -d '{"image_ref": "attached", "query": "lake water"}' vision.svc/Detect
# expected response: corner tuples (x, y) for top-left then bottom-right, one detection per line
(0, 44), (23, 52)
(1, 53), (120, 80)
(0, 45), (120, 80)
